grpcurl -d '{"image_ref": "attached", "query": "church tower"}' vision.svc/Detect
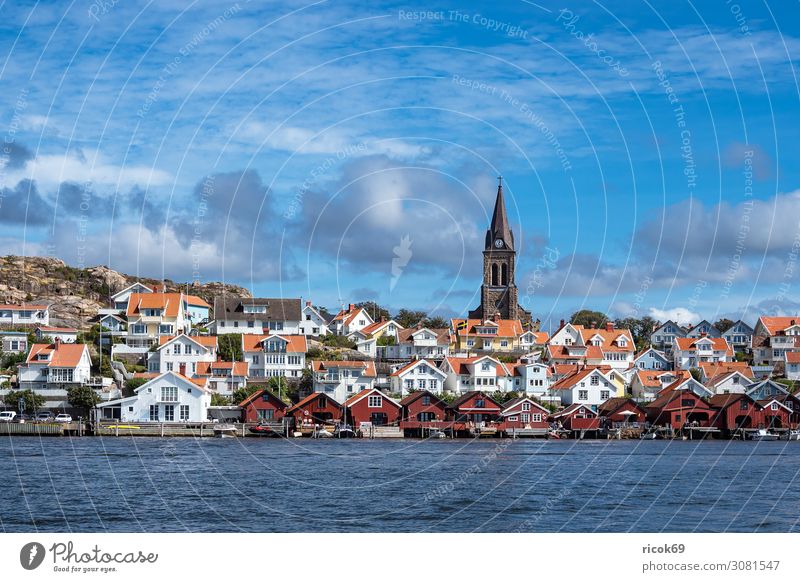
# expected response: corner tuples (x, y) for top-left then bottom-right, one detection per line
(468, 177), (532, 324)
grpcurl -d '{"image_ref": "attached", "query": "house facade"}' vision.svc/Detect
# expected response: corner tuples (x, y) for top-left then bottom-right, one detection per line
(147, 334), (218, 376)
(0, 303), (49, 327)
(379, 327), (450, 361)
(298, 302), (330, 336)
(389, 359), (447, 396)
(634, 348), (671, 371)
(121, 292), (190, 353)
(450, 317), (524, 353)
(751, 316), (800, 366)
(721, 320), (754, 354)
(344, 388), (402, 427)
(213, 297), (302, 335)
(242, 334), (307, 380)
(239, 389), (287, 423)
(311, 360), (377, 403)
(440, 355), (511, 394)
(96, 372), (211, 422)
(18, 341), (93, 391)
(0, 330), (28, 353)
(650, 320), (686, 352)
(673, 336), (733, 370)
(549, 367), (615, 409)
(330, 304), (374, 336)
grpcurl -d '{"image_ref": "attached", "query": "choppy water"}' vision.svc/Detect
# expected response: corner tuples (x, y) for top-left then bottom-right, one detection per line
(1, 436), (799, 532)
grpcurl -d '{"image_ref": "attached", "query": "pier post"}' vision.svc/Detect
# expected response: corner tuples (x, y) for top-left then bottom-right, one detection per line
(161, 423), (164, 437)
(115, 424), (119, 437)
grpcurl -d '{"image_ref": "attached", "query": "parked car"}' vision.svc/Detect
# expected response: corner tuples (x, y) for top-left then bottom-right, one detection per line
(15, 414), (33, 424)
(0, 411), (17, 422)
(35, 412), (54, 422)
(54, 414), (72, 423)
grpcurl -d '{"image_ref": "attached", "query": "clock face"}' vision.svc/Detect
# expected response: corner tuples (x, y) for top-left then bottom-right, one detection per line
(494, 239), (503, 249)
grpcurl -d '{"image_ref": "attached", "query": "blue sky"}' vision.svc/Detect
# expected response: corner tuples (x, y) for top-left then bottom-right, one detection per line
(1, 0), (800, 330)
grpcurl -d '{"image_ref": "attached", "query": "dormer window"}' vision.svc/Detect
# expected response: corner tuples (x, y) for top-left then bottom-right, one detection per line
(481, 362), (491, 371)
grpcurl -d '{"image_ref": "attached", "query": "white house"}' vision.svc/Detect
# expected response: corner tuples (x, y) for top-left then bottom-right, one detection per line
(350, 319), (402, 358)
(0, 303), (50, 326)
(440, 355), (512, 394)
(311, 360), (377, 403)
(634, 347), (671, 371)
(673, 336), (733, 370)
(389, 359), (447, 396)
(185, 295), (211, 326)
(0, 330), (28, 353)
(721, 320), (754, 354)
(120, 292), (190, 354)
(686, 320), (721, 338)
(751, 316), (800, 366)
(507, 361), (551, 399)
(96, 372), (212, 422)
(147, 334), (218, 376)
(546, 322), (634, 370)
(18, 341), (93, 391)
(380, 327), (450, 361)
(298, 301), (330, 336)
(704, 370), (753, 395)
(550, 367), (615, 409)
(631, 369), (682, 402)
(330, 304), (374, 336)
(242, 334), (307, 380)
(786, 351), (800, 381)
(213, 297), (302, 335)
(650, 320), (686, 352)
(36, 326), (78, 343)
(195, 361), (248, 396)
(110, 282), (157, 311)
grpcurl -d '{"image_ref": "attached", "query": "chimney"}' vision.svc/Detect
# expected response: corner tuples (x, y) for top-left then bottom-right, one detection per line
(54, 337), (61, 347)
(560, 319), (565, 328)
(349, 303), (355, 311)
(493, 312), (500, 322)
(380, 316), (386, 323)
(306, 300), (312, 307)
(605, 321), (614, 332)
(700, 331), (707, 338)
(590, 321), (596, 329)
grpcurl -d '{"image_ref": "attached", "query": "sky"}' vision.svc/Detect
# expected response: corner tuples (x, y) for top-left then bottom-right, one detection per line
(1, 0), (799, 331)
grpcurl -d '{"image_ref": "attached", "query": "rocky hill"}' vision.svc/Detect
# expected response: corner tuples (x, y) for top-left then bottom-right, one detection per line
(0, 255), (251, 328)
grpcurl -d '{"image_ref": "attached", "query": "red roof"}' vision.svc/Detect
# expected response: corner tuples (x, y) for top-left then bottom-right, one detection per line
(311, 360), (376, 377)
(674, 336), (733, 354)
(786, 352), (800, 363)
(186, 295), (211, 308)
(126, 292), (184, 318)
(759, 316), (800, 335)
(451, 318), (524, 337)
(196, 360), (249, 377)
(344, 388), (401, 408)
(239, 388), (286, 408)
(286, 392), (342, 414)
(25, 343), (88, 368)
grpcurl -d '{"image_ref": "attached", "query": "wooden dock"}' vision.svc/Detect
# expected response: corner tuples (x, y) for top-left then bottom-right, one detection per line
(0, 422), (73, 436)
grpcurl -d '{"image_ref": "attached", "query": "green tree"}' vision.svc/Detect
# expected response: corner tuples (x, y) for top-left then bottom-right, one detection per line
(394, 309), (427, 328)
(570, 309), (609, 328)
(713, 318), (735, 333)
(217, 333), (243, 361)
(231, 384), (261, 405)
(377, 335), (396, 346)
(210, 393), (230, 406)
(614, 316), (657, 351)
(355, 301), (391, 322)
(423, 316), (448, 329)
(689, 367), (703, 382)
(67, 385), (101, 417)
(125, 377), (149, 392)
(3, 389), (45, 413)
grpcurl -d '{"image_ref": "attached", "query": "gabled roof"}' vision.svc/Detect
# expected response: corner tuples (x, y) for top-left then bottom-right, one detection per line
(442, 355), (509, 376)
(186, 295), (211, 308)
(598, 397), (645, 416)
(343, 388), (401, 408)
(37, 326), (77, 333)
(126, 292), (184, 318)
(785, 351), (800, 364)
(133, 371), (213, 394)
(196, 360), (249, 377)
(634, 347), (668, 363)
(501, 396), (549, 415)
(674, 336), (733, 354)
(213, 297), (302, 322)
(25, 343), (88, 368)
(451, 318), (524, 337)
(358, 319), (403, 337)
(652, 319), (685, 334)
(239, 388), (286, 408)
(551, 403), (596, 419)
(578, 326), (635, 352)
(390, 359), (445, 378)
(242, 333), (307, 353)
(707, 392), (752, 409)
(399, 390), (446, 407)
(332, 305), (371, 326)
(0, 303), (49, 310)
(449, 390), (502, 410)
(397, 327), (450, 344)
(721, 319), (754, 334)
(705, 370), (752, 388)
(758, 316), (800, 336)
(111, 282), (157, 301)
(157, 333), (216, 351)
(697, 361), (754, 379)
(549, 367), (610, 391)
(286, 392), (342, 414)
(311, 360), (376, 377)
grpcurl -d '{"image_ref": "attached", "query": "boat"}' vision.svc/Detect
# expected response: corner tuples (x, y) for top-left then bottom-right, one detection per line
(106, 424), (141, 430)
(314, 428), (333, 438)
(334, 424), (355, 438)
(428, 429), (447, 439)
(749, 428), (779, 441)
(248, 423), (281, 437)
(213, 424), (238, 438)
(782, 430), (800, 441)
(640, 431), (659, 440)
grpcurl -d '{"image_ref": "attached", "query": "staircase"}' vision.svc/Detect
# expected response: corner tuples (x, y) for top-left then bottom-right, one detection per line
(370, 425), (404, 438)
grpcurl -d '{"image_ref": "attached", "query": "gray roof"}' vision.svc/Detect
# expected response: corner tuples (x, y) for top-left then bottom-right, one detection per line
(213, 297), (302, 322)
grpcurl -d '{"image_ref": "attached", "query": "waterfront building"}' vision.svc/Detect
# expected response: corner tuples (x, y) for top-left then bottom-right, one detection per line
(96, 371), (211, 422)
(499, 396), (550, 431)
(399, 390), (448, 423)
(450, 317), (525, 353)
(344, 387), (402, 427)
(310, 360), (377, 403)
(239, 388), (287, 423)
(550, 403), (600, 431)
(448, 391), (502, 424)
(598, 397), (647, 427)
(389, 358), (447, 396)
(549, 367), (616, 410)
(440, 355), (512, 394)
(286, 392), (342, 428)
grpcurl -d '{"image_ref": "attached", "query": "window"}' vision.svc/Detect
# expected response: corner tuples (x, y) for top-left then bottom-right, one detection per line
(149, 405), (159, 421)
(600, 390), (610, 400)
(164, 405), (175, 421)
(166, 363), (173, 372)
(522, 402), (531, 411)
(740, 401), (749, 410)
(368, 395), (382, 407)
(532, 413), (542, 422)
(179, 405), (189, 421)
(422, 395), (431, 406)
(161, 386), (178, 402)
(771, 402), (779, 411)
(257, 409), (274, 420)
(590, 375), (599, 386)
(248, 321), (254, 328)
(521, 413), (530, 423)
(417, 380), (426, 390)
(475, 399), (485, 408)
(481, 362), (491, 371)
(233, 321), (239, 328)
(428, 380), (437, 391)
(681, 399), (694, 407)
(578, 390), (588, 400)
(404, 379), (414, 390)
(500, 340), (508, 348)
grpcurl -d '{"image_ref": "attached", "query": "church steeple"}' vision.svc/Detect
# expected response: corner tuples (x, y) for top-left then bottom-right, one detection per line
(485, 176), (514, 251)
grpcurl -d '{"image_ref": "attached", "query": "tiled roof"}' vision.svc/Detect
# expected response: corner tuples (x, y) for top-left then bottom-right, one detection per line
(397, 327), (450, 343)
(0, 303), (49, 310)
(286, 392), (342, 414)
(398, 390), (444, 407)
(549, 367), (606, 391)
(196, 360), (249, 377)
(451, 318), (524, 337)
(25, 343), (88, 368)
(311, 360), (377, 376)
(213, 297), (301, 322)
(697, 361), (754, 379)
(126, 292), (184, 318)
(674, 337), (733, 354)
(759, 316), (800, 335)
(239, 388), (287, 408)
(242, 334), (307, 353)
(785, 351), (800, 363)
(37, 326), (77, 333)
(158, 334), (217, 349)
(343, 388), (401, 408)
(449, 390), (502, 410)
(389, 359), (439, 377)
(186, 295), (211, 308)
(443, 356), (509, 376)
(358, 319), (402, 337)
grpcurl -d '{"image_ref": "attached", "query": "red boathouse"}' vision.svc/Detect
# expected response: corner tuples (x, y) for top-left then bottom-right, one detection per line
(286, 392), (343, 428)
(344, 388), (402, 427)
(239, 388), (288, 423)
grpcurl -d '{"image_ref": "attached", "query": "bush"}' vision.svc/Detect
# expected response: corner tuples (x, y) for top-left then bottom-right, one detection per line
(319, 334), (356, 349)
(218, 334), (243, 361)
(3, 389), (45, 412)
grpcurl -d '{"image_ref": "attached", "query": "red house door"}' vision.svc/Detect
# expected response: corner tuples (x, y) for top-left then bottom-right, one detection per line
(179, 363), (186, 376)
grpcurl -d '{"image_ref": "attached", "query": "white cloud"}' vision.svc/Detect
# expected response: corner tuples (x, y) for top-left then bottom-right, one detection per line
(647, 307), (700, 326)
